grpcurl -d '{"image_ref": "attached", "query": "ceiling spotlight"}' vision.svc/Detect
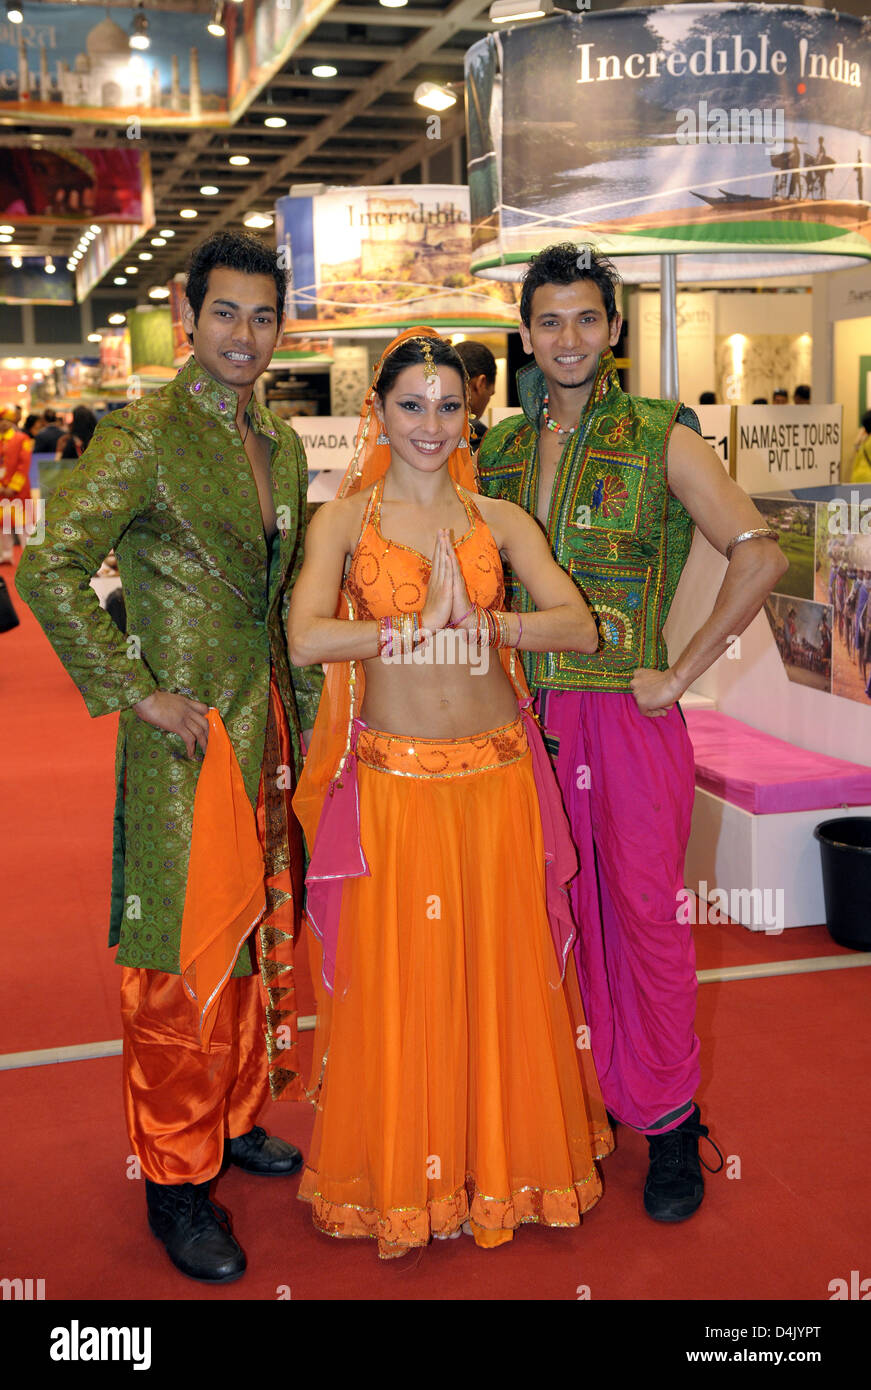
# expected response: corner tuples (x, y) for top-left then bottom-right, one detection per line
(148, 286), (171, 299)
(489, 0), (553, 20)
(89, 224), (101, 234)
(229, 155), (250, 166)
(124, 266), (139, 274)
(6, 5), (23, 24)
(150, 237), (167, 246)
(108, 313), (126, 325)
(413, 82), (457, 111)
(264, 116), (286, 128)
(199, 185), (219, 196)
(44, 256), (56, 274)
(0, 224), (13, 234)
(113, 276), (128, 285)
(312, 65), (337, 79)
(379, 0), (409, 7)
(11, 255), (22, 268)
(0, 234), (12, 244)
(207, 2), (225, 38)
(179, 208), (198, 218)
(138, 251), (153, 260)
(158, 229), (175, 237)
(54, 359), (64, 367)
(129, 4), (150, 50)
(87, 333), (102, 343)
(243, 213), (273, 229)
(66, 261), (76, 270)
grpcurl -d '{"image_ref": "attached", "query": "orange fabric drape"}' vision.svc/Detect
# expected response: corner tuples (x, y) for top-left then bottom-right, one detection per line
(179, 709), (265, 1049)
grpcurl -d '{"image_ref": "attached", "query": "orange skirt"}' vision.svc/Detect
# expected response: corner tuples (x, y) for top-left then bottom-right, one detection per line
(298, 716), (613, 1259)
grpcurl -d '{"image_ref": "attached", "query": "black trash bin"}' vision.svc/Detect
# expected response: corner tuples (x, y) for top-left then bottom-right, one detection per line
(813, 818), (871, 951)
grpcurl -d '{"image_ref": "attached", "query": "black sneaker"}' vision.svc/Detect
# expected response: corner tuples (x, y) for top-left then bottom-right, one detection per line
(643, 1105), (723, 1223)
(145, 1179), (246, 1283)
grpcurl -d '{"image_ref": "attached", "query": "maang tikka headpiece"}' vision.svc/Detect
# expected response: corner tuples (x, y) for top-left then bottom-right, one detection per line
(414, 335), (441, 400)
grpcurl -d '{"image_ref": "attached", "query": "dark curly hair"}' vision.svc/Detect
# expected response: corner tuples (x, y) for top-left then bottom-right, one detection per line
(184, 231), (287, 336)
(375, 335), (468, 404)
(519, 243), (621, 328)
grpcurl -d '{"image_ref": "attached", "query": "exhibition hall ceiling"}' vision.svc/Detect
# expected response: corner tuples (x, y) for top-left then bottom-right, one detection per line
(1, 0), (866, 298)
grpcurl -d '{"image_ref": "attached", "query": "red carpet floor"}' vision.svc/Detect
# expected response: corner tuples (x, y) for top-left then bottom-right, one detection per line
(2, 550), (869, 1304)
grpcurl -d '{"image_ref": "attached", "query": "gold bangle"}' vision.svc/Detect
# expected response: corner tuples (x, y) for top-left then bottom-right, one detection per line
(725, 527), (780, 561)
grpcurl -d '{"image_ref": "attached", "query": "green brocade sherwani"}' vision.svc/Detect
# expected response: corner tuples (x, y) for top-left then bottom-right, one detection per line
(16, 355), (323, 976)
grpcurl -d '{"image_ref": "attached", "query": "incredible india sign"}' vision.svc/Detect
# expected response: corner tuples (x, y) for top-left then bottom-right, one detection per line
(466, 3), (871, 282)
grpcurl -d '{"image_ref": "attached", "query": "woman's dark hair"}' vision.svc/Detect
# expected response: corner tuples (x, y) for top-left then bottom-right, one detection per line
(185, 230), (287, 329)
(71, 405), (97, 447)
(375, 336), (467, 403)
(861, 409), (871, 434)
(23, 413), (40, 435)
(519, 243), (621, 328)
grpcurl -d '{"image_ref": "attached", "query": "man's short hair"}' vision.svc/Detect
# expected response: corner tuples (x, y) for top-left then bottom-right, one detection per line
(772, 388), (788, 401)
(520, 243), (620, 328)
(699, 391), (717, 405)
(794, 383), (811, 402)
(185, 231), (287, 327)
(453, 340), (496, 385)
(42, 408), (57, 423)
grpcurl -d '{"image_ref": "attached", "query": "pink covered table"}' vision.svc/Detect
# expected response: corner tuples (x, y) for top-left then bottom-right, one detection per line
(683, 709), (871, 815)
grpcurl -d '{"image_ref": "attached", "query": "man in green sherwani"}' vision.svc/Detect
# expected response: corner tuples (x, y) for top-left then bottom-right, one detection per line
(16, 231), (323, 1284)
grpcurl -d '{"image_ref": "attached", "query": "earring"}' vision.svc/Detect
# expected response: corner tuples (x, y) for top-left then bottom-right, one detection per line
(376, 430), (389, 445)
(458, 437), (468, 449)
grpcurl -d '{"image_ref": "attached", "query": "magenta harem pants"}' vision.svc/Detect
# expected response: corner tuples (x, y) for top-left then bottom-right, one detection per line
(537, 689), (700, 1135)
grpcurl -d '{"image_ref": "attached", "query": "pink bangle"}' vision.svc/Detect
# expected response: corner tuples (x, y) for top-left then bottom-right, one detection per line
(449, 604), (475, 630)
(516, 614), (522, 646)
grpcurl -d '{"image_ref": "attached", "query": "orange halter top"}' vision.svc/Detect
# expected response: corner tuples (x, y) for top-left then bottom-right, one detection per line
(343, 475), (505, 620)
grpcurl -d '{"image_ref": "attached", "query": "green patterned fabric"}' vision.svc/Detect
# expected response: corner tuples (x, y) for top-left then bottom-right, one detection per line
(16, 354), (323, 973)
(478, 349), (700, 693)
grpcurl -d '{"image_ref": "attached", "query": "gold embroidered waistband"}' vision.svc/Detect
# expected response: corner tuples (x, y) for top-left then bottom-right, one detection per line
(356, 715), (528, 779)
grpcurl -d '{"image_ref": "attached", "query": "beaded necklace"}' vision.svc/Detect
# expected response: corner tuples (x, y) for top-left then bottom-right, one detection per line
(542, 394), (577, 436)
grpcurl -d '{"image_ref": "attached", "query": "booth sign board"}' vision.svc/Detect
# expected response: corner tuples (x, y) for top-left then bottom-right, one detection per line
(694, 405), (731, 471)
(734, 405), (842, 491)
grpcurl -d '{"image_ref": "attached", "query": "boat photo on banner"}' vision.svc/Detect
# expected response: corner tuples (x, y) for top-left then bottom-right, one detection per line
(466, 2), (871, 282)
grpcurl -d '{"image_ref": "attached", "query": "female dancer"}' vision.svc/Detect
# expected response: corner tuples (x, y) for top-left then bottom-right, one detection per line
(288, 328), (613, 1258)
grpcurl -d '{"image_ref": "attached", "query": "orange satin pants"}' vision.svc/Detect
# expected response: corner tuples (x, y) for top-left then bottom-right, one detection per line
(120, 966), (269, 1185)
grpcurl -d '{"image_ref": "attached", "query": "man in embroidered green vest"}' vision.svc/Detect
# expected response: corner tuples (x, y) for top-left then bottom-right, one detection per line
(16, 232), (324, 1282)
(478, 244), (786, 1222)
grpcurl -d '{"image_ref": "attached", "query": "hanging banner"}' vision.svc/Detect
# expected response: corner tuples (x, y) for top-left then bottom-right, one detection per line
(74, 221), (150, 302)
(0, 146), (152, 224)
(0, 5), (229, 128)
(128, 306), (175, 375)
(227, 0), (338, 122)
(99, 331), (132, 390)
(0, 254), (74, 304)
(275, 185), (519, 336)
(466, 3), (871, 283)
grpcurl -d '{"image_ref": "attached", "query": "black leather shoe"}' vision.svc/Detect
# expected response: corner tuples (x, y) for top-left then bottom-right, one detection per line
(145, 1179), (246, 1283)
(226, 1125), (304, 1176)
(643, 1105), (723, 1223)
